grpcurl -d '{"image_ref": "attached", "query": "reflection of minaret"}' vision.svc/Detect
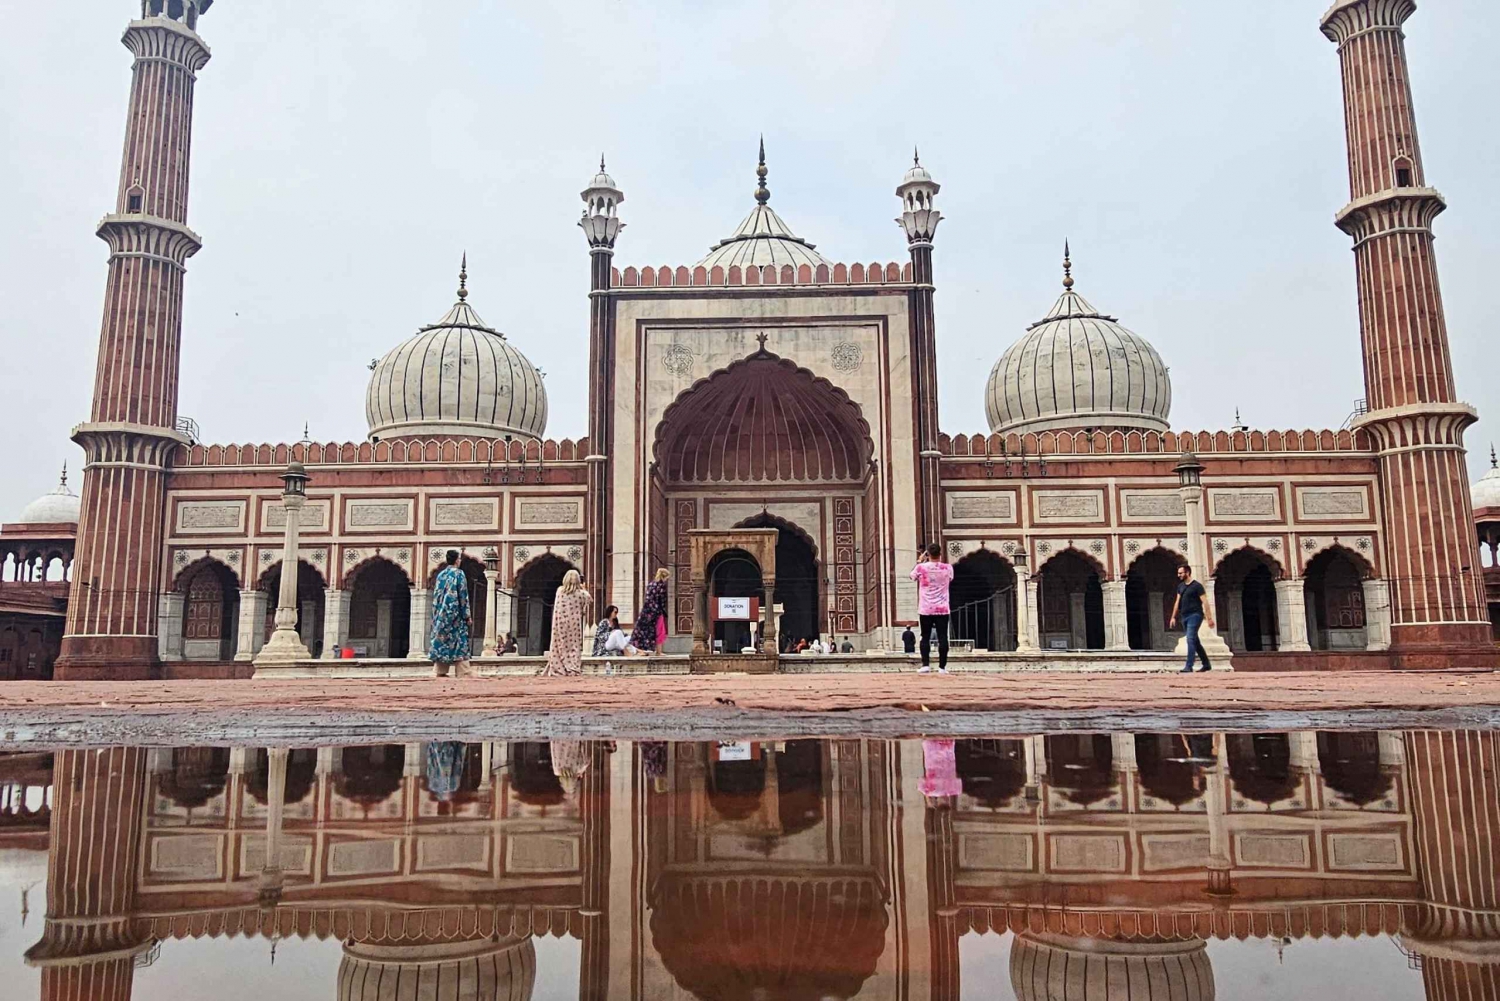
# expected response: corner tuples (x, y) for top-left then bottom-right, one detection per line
(24, 748), (149, 1001)
(57, 0), (213, 676)
(1403, 731), (1500, 1000)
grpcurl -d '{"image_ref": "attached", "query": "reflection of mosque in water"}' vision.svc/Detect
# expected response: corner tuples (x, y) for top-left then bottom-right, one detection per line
(6, 731), (1500, 999)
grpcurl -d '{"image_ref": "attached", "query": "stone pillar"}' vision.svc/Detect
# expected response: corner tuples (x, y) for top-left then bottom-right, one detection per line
(482, 569), (500, 656)
(234, 588), (269, 661)
(1289, 731), (1321, 776)
(1016, 573), (1040, 653)
(257, 748), (287, 904)
(376, 599), (393, 656)
(1102, 579), (1129, 651)
(1362, 578), (1391, 651)
(1205, 734), (1232, 895)
(320, 588), (350, 658)
(1274, 579), (1312, 652)
(257, 476), (313, 664)
(1175, 479), (1233, 666)
(407, 587), (430, 660)
(157, 592), (185, 662)
(494, 584), (513, 648)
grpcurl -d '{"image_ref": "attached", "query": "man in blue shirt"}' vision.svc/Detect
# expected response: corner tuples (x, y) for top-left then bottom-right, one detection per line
(1168, 563), (1215, 674)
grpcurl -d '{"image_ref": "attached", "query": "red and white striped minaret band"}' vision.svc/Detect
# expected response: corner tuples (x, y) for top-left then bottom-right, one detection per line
(1322, 0), (1491, 652)
(56, 5), (211, 677)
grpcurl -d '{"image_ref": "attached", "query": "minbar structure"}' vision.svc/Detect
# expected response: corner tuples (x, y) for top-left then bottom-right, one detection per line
(3, 0), (1494, 680)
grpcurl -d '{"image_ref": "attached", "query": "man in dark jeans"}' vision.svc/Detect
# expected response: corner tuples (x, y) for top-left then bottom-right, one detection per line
(1168, 563), (1214, 674)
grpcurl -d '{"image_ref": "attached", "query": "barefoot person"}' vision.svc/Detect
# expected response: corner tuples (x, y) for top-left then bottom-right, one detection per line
(1169, 563), (1214, 674)
(429, 550), (472, 678)
(541, 570), (591, 677)
(628, 568), (671, 656)
(910, 543), (954, 674)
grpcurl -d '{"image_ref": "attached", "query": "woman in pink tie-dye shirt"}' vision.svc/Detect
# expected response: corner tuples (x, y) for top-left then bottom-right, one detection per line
(909, 543), (954, 674)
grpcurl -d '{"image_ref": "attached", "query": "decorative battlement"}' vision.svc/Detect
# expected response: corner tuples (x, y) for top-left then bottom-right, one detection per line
(96, 214), (203, 268)
(612, 261), (913, 289)
(939, 427), (1374, 458)
(1320, 0), (1416, 46)
(172, 436), (592, 468)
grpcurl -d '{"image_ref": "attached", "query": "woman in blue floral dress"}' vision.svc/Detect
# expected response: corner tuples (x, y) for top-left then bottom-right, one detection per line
(428, 550), (472, 677)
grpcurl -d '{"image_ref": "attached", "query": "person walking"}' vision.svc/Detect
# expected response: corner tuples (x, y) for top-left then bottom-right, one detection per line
(628, 568), (671, 656)
(1168, 563), (1214, 674)
(592, 604), (618, 657)
(910, 543), (955, 674)
(541, 570), (591, 677)
(429, 550), (472, 678)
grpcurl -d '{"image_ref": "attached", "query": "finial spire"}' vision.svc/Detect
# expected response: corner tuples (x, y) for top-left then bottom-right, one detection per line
(1491, 443), (1496, 469)
(600, 153), (606, 173)
(58, 462), (67, 491)
(457, 252), (468, 301)
(755, 135), (770, 205)
(913, 145), (921, 167)
(1062, 240), (1074, 290)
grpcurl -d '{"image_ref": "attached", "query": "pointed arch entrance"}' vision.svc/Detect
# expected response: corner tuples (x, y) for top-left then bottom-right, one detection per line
(950, 550), (1018, 651)
(1036, 550), (1105, 650)
(346, 557), (411, 658)
(1304, 546), (1373, 650)
(514, 553), (575, 655)
(733, 513), (820, 648)
(1214, 547), (1281, 652)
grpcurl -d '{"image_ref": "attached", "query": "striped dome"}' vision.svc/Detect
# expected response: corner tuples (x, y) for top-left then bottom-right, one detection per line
(1011, 934), (1215, 1001)
(986, 280), (1172, 437)
(366, 274), (547, 442)
(695, 141), (830, 271)
(337, 938), (536, 1001)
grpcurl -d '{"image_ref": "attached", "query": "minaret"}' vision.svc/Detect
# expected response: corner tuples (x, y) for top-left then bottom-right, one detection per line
(1321, 0), (1491, 655)
(897, 150), (944, 547)
(56, 0), (213, 677)
(580, 157), (624, 616)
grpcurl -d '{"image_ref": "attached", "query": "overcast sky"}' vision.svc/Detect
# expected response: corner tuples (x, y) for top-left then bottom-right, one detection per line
(2, 0), (1497, 518)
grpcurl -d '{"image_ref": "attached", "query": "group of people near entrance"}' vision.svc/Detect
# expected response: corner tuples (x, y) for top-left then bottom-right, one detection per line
(425, 543), (1218, 676)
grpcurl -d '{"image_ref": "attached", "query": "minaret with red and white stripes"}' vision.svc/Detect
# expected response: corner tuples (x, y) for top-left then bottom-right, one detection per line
(1321, 0), (1491, 656)
(56, 1), (213, 677)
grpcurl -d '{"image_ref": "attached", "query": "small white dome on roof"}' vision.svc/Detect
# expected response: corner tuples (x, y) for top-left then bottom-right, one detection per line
(696, 140), (830, 272)
(986, 249), (1172, 436)
(17, 466), (79, 524)
(365, 261), (547, 441)
(1473, 451), (1500, 510)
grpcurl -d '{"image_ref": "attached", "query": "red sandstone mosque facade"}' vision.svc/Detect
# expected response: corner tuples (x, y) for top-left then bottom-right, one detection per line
(2, 0), (1497, 679)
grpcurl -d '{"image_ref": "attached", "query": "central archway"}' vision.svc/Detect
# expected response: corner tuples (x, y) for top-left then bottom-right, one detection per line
(733, 514), (820, 648)
(950, 550), (1018, 651)
(513, 553), (574, 655)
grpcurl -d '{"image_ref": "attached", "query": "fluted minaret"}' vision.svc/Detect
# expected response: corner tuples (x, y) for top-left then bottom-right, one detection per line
(580, 158), (624, 616)
(57, 0), (213, 677)
(897, 150), (944, 548)
(1321, 0), (1490, 654)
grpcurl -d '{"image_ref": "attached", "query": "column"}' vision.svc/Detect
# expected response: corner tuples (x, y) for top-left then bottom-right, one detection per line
(580, 161), (624, 620)
(234, 588), (269, 661)
(320, 588), (350, 658)
(482, 569), (500, 656)
(407, 587), (430, 660)
(1273, 579), (1311, 652)
(1102, 579), (1129, 651)
(1017, 573), (1040, 653)
(257, 748), (287, 905)
(257, 471), (313, 663)
(57, 6), (213, 678)
(897, 154), (945, 546)
(1322, 1), (1490, 652)
(157, 592), (185, 662)
(1175, 475), (1233, 664)
(1205, 734), (1232, 895)
(493, 583), (513, 648)
(1362, 577), (1391, 651)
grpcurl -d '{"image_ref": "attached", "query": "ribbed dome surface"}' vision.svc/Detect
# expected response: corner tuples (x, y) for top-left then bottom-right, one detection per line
(1473, 461), (1500, 511)
(366, 292), (547, 442)
(17, 471), (80, 524)
(337, 938), (536, 1001)
(986, 287), (1171, 436)
(697, 203), (830, 271)
(1010, 934), (1215, 1001)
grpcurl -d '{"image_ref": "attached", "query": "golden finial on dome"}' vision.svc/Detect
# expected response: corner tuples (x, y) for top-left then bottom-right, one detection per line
(755, 135), (770, 205)
(457, 252), (468, 301)
(1062, 240), (1074, 290)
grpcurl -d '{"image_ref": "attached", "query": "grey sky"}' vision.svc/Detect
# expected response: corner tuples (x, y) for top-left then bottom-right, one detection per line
(2, 0), (1497, 519)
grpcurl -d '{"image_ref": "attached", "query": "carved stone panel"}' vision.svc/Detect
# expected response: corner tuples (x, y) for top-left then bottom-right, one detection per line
(1049, 834), (1127, 873)
(262, 500), (329, 533)
(1327, 833), (1404, 871)
(345, 499), (414, 532)
(1207, 487), (1281, 522)
(1032, 490), (1105, 525)
(945, 491), (1018, 526)
(959, 833), (1034, 872)
(1140, 835), (1211, 872)
(1120, 489), (1185, 522)
(516, 499), (584, 529)
(1235, 834), (1311, 869)
(430, 497), (500, 530)
(1296, 486), (1371, 521)
(176, 500), (246, 535)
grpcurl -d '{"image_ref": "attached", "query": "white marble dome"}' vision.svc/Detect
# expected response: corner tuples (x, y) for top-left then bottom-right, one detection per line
(366, 269), (547, 442)
(696, 142), (830, 271)
(1011, 934), (1215, 1001)
(986, 264), (1172, 437)
(338, 938), (536, 1001)
(1473, 454), (1500, 511)
(17, 469), (80, 524)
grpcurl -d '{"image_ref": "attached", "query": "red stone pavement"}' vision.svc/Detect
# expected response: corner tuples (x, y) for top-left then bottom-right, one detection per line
(1, 670), (1498, 717)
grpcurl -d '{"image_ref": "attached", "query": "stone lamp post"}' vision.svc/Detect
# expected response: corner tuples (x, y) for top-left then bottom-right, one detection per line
(255, 460), (312, 664)
(1012, 547), (1039, 654)
(482, 547), (500, 657)
(1173, 453), (1233, 666)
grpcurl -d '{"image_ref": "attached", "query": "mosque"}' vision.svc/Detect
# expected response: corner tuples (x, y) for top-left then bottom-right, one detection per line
(1, 0), (1497, 679)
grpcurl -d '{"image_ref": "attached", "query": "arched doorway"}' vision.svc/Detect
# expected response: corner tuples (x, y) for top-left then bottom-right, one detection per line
(1227, 734), (1298, 807)
(510, 742), (567, 809)
(247, 748), (318, 807)
(1214, 548), (1281, 652)
(1317, 731), (1392, 807)
(1044, 734), (1115, 806)
(733, 514), (819, 647)
(346, 558), (411, 658)
(158, 747), (230, 809)
(1304, 547), (1371, 650)
(514, 554), (573, 655)
(1135, 734), (1214, 808)
(951, 551), (1018, 651)
(1125, 548), (1186, 651)
(177, 559), (239, 662)
(257, 560), (326, 657)
(336, 745), (405, 806)
(955, 739), (1027, 807)
(706, 547), (764, 653)
(1036, 551), (1105, 650)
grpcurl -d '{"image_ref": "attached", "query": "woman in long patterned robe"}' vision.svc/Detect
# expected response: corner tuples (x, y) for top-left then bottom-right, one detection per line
(541, 570), (590, 677)
(428, 550), (472, 677)
(628, 568), (671, 655)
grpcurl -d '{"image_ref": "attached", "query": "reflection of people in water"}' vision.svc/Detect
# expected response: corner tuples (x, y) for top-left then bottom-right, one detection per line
(920, 738), (961, 804)
(550, 740), (591, 795)
(425, 741), (466, 801)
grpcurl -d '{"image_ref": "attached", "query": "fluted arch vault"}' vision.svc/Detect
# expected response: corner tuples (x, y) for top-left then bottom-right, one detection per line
(653, 352), (874, 484)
